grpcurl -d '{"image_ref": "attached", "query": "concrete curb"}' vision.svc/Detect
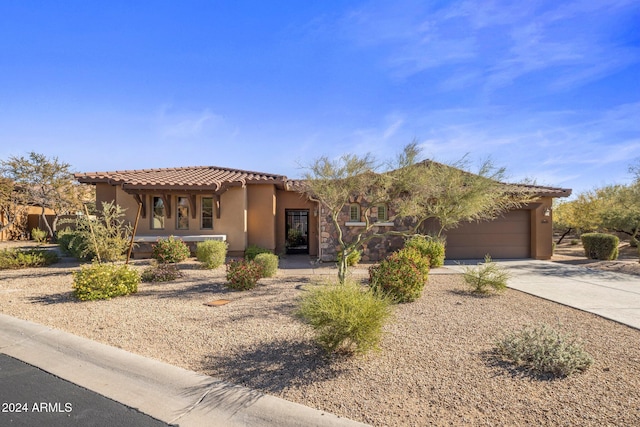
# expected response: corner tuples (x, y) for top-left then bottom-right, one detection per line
(0, 313), (369, 427)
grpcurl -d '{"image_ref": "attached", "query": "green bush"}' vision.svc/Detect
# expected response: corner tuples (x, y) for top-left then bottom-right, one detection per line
(337, 249), (361, 267)
(581, 233), (619, 260)
(72, 263), (140, 301)
(496, 324), (593, 377)
(404, 234), (446, 268)
(244, 244), (271, 261)
(462, 255), (510, 294)
(296, 280), (393, 355)
(368, 247), (429, 303)
(152, 236), (191, 263)
(0, 248), (59, 270)
(196, 240), (227, 269)
(226, 259), (263, 290)
(55, 228), (75, 253)
(31, 227), (48, 243)
(65, 202), (133, 262)
(141, 262), (184, 282)
(254, 252), (278, 277)
(56, 229), (91, 260)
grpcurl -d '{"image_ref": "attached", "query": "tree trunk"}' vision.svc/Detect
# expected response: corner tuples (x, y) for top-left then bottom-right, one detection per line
(39, 207), (54, 238)
(555, 228), (573, 245)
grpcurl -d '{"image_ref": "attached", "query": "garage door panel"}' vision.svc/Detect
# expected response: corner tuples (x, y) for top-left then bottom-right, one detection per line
(444, 210), (531, 259)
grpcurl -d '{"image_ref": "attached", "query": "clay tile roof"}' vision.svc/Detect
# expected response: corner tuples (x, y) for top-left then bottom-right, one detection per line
(74, 166), (288, 191)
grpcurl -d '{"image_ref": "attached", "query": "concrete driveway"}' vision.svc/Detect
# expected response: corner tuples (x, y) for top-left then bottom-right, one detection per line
(445, 259), (640, 330)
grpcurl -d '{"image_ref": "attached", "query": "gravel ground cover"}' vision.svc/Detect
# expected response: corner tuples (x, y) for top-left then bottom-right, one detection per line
(0, 251), (639, 426)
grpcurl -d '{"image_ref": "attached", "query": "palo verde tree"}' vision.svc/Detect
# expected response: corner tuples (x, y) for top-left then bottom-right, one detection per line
(553, 188), (606, 243)
(302, 151), (397, 283)
(597, 182), (640, 243)
(391, 151), (534, 237)
(0, 152), (89, 238)
(303, 143), (532, 284)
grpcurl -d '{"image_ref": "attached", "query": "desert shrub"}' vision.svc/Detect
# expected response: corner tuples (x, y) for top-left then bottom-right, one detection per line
(296, 280), (393, 355)
(31, 227), (48, 243)
(65, 202), (132, 262)
(152, 236), (191, 263)
(337, 249), (361, 267)
(65, 231), (94, 260)
(404, 234), (446, 268)
(581, 233), (619, 260)
(254, 252), (278, 277)
(369, 247), (429, 303)
(0, 248), (59, 270)
(141, 262), (184, 282)
(196, 240), (227, 269)
(570, 239), (580, 246)
(244, 244), (271, 261)
(496, 324), (593, 377)
(72, 263), (140, 301)
(226, 259), (263, 290)
(463, 255), (510, 294)
(55, 228), (74, 253)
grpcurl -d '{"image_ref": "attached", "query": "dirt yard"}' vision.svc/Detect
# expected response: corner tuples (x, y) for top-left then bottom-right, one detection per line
(1, 240), (639, 426)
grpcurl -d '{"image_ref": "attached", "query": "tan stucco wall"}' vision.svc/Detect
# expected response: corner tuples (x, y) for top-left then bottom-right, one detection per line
(95, 183), (117, 212)
(275, 190), (318, 256)
(247, 184), (277, 251)
(530, 197), (554, 260)
(101, 185), (248, 254)
(213, 187), (247, 253)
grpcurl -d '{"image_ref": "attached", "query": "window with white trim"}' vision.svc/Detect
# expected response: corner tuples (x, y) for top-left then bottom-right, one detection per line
(201, 197), (213, 229)
(349, 204), (360, 222)
(152, 196), (165, 229)
(177, 197), (189, 230)
(376, 204), (388, 221)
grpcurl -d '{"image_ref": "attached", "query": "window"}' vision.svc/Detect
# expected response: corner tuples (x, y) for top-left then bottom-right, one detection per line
(201, 197), (213, 229)
(177, 197), (189, 230)
(349, 204), (360, 222)
(152, 196), (165, 229)
(376, 204), (388, 222)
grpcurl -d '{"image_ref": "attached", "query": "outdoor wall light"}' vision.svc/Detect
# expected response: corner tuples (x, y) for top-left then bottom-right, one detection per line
(544, 207), (551, 217)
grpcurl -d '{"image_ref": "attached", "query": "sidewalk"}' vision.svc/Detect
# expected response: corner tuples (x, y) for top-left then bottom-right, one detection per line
(0, 313), (369, 427)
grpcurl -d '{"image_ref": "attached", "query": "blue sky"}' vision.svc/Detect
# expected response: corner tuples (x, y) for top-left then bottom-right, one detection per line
(1, 1), (638, 195)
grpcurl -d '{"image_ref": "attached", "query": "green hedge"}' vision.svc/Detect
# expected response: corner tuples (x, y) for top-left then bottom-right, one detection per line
(72, 263), (140, 301)
(581, 233), (619, 260)
(152, 236), (191, 263)
(196, 240), (227, 269)
(244, 244), (272, 261)
(0, 248), (59, 270)
(369, 247), (429, 303)
(254, 252), (278, 277)
(404, 234), (446, 268)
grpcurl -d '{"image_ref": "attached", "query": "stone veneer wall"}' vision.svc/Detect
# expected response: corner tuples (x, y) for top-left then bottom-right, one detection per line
(319, 203), (415, 262)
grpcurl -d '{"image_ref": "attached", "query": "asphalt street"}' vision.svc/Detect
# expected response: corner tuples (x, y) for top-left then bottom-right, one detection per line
(0, 353), (171, 427)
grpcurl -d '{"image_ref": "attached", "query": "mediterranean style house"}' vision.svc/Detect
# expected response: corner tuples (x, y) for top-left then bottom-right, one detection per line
(74, 165), (571, 261)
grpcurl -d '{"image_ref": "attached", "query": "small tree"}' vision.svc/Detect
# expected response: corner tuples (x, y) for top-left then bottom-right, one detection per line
(70, 201), (133, 262)
(392, 155), (534, 237)
(303, 143), (534, 284)
(0, 177), (29, 238)
(0, 152), (90, 238)
(599, 183), (640, 242)
(302, 151), (397, 284)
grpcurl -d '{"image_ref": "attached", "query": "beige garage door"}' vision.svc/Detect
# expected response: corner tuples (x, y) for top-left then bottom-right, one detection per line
(444, 210), (531, 259)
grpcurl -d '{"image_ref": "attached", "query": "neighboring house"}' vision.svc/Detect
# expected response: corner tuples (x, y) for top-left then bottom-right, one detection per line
(1, 206), (56, 241)
(74, 166), (571, 260)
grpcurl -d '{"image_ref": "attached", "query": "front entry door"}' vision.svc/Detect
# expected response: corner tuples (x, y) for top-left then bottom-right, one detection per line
(285, 210), (309, 254)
